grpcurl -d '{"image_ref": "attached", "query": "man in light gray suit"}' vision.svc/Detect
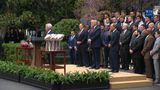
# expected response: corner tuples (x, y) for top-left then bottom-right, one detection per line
(150, 31), (160, 84)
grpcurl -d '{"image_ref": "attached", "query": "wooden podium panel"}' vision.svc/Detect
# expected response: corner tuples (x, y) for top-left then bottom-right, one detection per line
(41, 50), (67, 74)
(16, 47), (33, 65)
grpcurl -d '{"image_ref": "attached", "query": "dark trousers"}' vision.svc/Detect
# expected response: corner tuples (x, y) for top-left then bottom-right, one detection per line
(77, 46), (89, 66)
(120, 46), (131, 69)
(104, 47), (110, 67)
(91, 47), (100, 68)
(69, 49), (76, 64)
(109, 49), (120, 71)
(132, 54), (145, 74)
(77, 47), (83, 66)
(88, 47), (93, 66)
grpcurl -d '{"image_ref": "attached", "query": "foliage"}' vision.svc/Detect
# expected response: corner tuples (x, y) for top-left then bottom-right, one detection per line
(0, 61), (110, 85)
(1, 43), (19, 62)
(53, 19), (79, 38)
(0, 0), (77, 37)
(0, 61), (20, 75)
(61, 70), (109, 84)
(74, 0), (160, 21)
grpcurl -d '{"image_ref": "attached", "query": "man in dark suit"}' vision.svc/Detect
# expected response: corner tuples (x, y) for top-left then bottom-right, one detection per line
(111, 17), (122, 33)
(68, 31), (76, 64)
(4, 30), (10, 43)
(88, 19), (101, 69)
(128, 16), (135, 32)
(108, 23), (120, 72)
(141, 28), (155, 78)
(76, 23), (89, 67)
(144, 16), (151, 28)
(149, 23), (158, 36)
(130, 30), (145, 74)
(45, 23), (54, 34)
(101, 26), (111, 68)
(119, 23), (132, 70)
(154, 15), (160, 30)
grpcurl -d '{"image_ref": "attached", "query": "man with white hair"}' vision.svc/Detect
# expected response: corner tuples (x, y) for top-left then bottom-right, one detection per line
(45, 23), (53, 34)
(119, 23), (132, 70)
(45, 23), (54, 64)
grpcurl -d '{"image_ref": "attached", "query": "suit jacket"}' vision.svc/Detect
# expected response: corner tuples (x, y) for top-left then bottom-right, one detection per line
(130, 35), (144, 56)
(155, 21), (160, 30)
(151, 28), (158, 36)
(76, 29), (88, 48)
(142, 34), (155, 60)
(145, 21), (151, 28)
(116, 22), (122, 33)
(101, 30), (110, 46)
(119, 30), (132, 46)
(150, 37), (160, 60)
(47, 30), (54, 35)
(128, 22), (135, 32)
(109, 29), (120, 51)
(68, 35), (76, 48)
(88, 26), (101, 48)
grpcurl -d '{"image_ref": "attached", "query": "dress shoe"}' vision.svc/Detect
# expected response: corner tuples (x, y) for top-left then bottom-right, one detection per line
(124, 68), (129, 70)
(154, 79), (160, 84)
(95, 67), (100, 69)
(112, 70), (119, 73)
(85, 65), (89, 67)
(109, 70), (114, 72)
(89, 66), (95, 69)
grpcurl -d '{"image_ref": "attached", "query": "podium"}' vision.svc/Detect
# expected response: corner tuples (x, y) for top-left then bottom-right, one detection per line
(41, 50), (67, 74)
(43, 34), (66, 74)
(31, 37), (44, 67)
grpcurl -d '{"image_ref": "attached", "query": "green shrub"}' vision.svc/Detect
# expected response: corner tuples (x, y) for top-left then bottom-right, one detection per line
(0, 61), (110, 85)
(0, 61), (20, 75)
(53, 19), (79, 39)
(61, 70), (109, 84)
(1, 43), (19, 62)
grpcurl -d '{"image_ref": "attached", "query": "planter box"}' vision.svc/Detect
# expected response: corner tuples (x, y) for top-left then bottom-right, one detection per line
(20, 76), (110, 90)
(20, 76), (60, 90)
(0, 72), (20, 82)
(60, 80), (110, 90)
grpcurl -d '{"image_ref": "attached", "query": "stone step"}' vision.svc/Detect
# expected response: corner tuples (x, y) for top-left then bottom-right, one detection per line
(110, 74), (146, 82)
(110, 79), (153, 89)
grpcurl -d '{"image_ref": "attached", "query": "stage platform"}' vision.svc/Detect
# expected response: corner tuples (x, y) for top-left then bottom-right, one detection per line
(55, 64), (153, 89)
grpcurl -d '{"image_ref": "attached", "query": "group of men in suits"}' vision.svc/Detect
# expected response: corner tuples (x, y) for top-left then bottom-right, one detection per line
(67, 12), (160, 83)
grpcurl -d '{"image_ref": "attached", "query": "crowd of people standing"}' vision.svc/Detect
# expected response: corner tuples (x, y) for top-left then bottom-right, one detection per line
(68, 11), (160, 84)
(4, 29), (25, 43)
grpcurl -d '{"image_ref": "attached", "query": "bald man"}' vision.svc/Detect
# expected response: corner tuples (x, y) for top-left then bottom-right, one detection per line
(149, 22), (158, 36)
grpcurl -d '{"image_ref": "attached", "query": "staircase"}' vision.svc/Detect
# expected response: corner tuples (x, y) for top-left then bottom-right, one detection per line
(109, 72), (153, 89)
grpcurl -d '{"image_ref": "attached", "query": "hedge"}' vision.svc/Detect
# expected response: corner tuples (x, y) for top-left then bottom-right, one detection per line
(1, 43), (19, 62)
(1, 43), (69, 64)
(0, 60), (110, 85)
(53, 19), (79, 40)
